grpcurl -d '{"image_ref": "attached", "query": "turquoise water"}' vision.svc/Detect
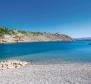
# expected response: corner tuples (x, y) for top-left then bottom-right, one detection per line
(0, 41), (91, 64)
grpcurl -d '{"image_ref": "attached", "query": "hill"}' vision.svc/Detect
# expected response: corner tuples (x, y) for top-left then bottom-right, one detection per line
(0, 26), (73, 43)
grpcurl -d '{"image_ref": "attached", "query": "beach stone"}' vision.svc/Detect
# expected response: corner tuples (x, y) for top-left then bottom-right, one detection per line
(0, 60), (28, 70)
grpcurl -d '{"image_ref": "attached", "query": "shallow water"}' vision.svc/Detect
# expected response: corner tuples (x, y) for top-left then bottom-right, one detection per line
(0, 40), (91, 64)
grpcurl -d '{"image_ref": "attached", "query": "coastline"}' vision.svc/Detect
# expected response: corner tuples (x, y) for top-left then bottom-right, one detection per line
(0, 62), (91, 84)
(0, 40), (73, 44)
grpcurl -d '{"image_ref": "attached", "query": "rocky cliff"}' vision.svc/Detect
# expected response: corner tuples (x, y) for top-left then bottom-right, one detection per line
(0, 27), (73, 43)
(22, 32), (73, 42)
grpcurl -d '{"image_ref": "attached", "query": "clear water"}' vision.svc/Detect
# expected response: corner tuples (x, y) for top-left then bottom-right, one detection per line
(0, 40), (91, 64)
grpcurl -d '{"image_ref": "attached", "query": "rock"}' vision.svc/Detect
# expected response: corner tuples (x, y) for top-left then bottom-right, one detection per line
(0, 60), (28, 70)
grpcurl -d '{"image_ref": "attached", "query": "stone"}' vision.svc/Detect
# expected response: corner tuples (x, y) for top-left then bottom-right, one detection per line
(0, 60), (28, 70)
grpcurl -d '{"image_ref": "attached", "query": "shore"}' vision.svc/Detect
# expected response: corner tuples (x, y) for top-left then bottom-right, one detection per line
(0, 63), (91, 84)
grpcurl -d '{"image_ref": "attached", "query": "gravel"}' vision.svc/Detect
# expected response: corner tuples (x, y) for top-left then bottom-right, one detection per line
(0, 63), (91, 84)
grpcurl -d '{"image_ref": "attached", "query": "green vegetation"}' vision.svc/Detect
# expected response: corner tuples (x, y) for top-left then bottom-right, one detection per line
(0, 26), (18, 35)
(18, 30), (27, 34)
(0, 26), (43, 35)
(30, 32), (43, 35)
(0, 26), (10, 34)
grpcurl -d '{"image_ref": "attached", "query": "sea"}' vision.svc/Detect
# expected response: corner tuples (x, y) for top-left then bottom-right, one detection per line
(0, 40), (91, 64)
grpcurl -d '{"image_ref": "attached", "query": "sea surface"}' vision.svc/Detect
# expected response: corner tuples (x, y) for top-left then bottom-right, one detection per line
(0, 40), (91, 64)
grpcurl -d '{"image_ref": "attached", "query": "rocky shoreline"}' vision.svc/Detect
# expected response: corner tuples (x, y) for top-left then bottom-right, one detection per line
(0, 60), (28, 70)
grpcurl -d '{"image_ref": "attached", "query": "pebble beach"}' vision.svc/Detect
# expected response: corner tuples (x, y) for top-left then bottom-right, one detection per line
(0, 63), (91, 84)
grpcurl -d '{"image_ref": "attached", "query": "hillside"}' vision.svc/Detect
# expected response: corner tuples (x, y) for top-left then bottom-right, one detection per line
(0, 26), (73, 43)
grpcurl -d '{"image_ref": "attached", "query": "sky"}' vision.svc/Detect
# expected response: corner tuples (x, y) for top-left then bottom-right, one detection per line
(0, 0), (91, 38)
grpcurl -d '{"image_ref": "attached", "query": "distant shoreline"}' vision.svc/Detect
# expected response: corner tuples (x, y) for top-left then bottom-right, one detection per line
(0, 40), (73, 44)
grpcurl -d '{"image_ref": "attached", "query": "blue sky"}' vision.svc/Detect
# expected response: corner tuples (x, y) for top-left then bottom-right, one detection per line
(0, 0), (91, 38)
